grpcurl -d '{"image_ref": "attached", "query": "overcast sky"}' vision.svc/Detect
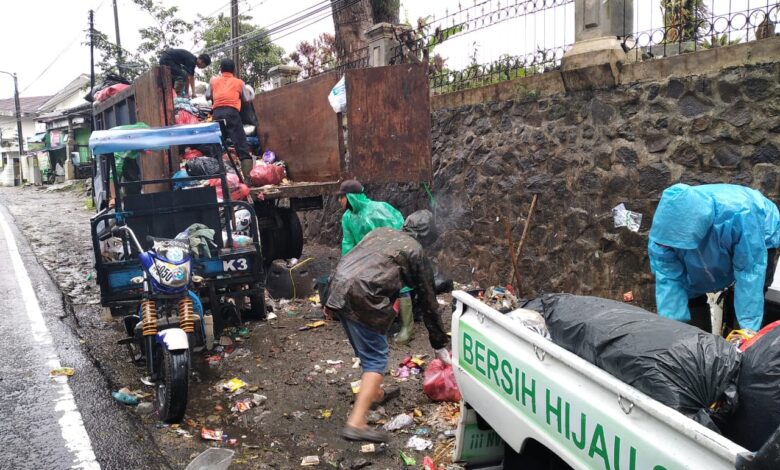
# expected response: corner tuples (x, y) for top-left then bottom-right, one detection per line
(0, 0), (768, 98)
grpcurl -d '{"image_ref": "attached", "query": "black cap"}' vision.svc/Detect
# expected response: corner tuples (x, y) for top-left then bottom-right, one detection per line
(338, 179), (364, 195)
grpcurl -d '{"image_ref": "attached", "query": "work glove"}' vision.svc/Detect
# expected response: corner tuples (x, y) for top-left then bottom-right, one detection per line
(434, 347), (452, 366)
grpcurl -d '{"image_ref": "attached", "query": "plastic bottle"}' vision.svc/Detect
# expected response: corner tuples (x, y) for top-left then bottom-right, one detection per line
(204, 314), (214, 350)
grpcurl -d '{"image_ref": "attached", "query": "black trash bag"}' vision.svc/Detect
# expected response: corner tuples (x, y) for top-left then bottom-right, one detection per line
(523, 294), (741, 432)
(434, 271), (453, 295)
(186, 156), (221, 177)
(84, 73), (131, 102)
(727, 324), (780, 451)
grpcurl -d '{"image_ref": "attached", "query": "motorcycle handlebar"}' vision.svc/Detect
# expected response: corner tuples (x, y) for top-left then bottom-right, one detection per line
(112, 225), (144, 254)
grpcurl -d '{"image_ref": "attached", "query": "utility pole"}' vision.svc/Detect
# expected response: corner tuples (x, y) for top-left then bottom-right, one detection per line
(89, 10), (96, 94)
(0, 70), (24, 186)
(231, 0), (240, 77)
(113, 0), (124, 74)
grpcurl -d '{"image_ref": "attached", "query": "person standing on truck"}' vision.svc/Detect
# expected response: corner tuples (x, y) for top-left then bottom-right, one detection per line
(325, 210), (451, 443)
(206, 58), (253, 176)
(158, 48), (211, 99)
(337, 179), (416, 345)
(648, 183), (780, 334)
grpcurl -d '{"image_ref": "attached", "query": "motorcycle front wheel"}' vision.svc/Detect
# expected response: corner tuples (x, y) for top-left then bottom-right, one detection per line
(156, 347), (190, 423)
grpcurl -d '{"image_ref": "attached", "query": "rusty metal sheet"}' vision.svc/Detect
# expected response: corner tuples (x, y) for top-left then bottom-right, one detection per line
(254, 73), (341, 183)
(250, 181), (340, 200)
(134, 67), (175, 192)
(345, 63), (431, 184)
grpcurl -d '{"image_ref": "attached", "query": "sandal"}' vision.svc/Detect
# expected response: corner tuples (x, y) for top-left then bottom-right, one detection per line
(370, 385), (400, 409)
(341, 424), (389, 443)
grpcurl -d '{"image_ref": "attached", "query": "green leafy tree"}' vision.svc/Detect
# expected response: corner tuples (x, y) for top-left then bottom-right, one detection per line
(132, 0), (193, 59)
(194, 13), (285, 87)
(660, 0), (709, 43)
(86, 27), (148, 80)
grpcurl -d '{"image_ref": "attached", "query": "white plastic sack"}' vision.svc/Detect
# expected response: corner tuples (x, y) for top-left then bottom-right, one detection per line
(612, 203), (642, 232)
(328, 76), (347, 113)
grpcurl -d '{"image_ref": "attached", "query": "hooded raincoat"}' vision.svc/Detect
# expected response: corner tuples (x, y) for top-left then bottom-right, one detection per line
(341, 192), (404, 255)
(326, 217), (449, 350)
(648, 183), (780, 331)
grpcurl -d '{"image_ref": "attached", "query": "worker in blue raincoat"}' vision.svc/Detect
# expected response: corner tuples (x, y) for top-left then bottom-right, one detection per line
(648, 183), (780, 333)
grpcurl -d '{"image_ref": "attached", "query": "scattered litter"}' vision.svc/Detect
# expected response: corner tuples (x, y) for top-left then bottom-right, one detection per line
(228, 438), (239, 447)
(326, 359), (343, 365)
(415, 427), (431, 436)
(314, 364), (322, 372)
(422, 456), (437, 470)
(299, 320), (326, 331)
(185, 448), (234, 470)
(267, 312), (278, 320)
(406, 435), (434, 451)
(219, 336), (233, 346)
(320, 409), (332, 419)
(206, 355), (222, 366)
(300, 455), (320, 466)
(351, 380), (362, 394)
(350, 458), (371, 469)
(50, 367), (75, 377)
(201, 428), (223, 441)
(232, 398), (253, 413)
(112, 390), (139, 406)
(352, 357), (361, 369)
(136, 402), (155, 415)
(176, 429), (193, 438)
(400, 451), (416, 466)
(251, 394), (267, 406)
(222, 378), (248, 393)
(623, 291), (635, 303)
(361, 443), (375, 453)
(384, 413), (414, 431)
(612, 203), (642, 232)
(308, 293), (320, 305)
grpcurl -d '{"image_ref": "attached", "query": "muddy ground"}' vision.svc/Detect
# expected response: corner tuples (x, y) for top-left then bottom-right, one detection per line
(0, 183), (461, 470)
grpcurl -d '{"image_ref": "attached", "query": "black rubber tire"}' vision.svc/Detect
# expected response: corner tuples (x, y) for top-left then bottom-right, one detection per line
(156, 348), (190, 423)
(245, 285), (267, 320)
(260, 207), (303, 262)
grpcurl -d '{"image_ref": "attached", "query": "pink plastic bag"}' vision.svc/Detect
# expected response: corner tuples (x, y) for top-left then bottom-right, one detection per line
(422, 359), (461, 402)
(94, 83), (130, 102)
(208, 173), (249, 201)
(249, 164), (285, 187)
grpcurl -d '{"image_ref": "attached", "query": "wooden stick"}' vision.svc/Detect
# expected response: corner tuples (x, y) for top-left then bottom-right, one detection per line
(503, 216), (522, 292)
(512, 194), (538, 287)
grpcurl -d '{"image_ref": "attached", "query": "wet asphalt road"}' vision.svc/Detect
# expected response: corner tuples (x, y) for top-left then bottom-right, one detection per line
(0, 203), (169, 470)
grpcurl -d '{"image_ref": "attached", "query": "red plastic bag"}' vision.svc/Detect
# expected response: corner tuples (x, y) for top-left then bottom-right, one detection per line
(175, 109), (199, 124)
(208, 173), (249, 201)
(423, 359), (461, 402)
(249, 164), (285, 187)
(181, 148), (203, 161)
(740, 320), (780, 351)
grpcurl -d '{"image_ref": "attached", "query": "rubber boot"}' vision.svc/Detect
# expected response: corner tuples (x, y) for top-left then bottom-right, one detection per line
(240, 158), (254, 181)
(393, 296), (415, 346)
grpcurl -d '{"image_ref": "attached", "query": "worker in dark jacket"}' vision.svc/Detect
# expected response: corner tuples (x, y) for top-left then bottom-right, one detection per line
(325, 210), (450, 443)
(206, 58), (253, 176)
(158, 48), (210, 98)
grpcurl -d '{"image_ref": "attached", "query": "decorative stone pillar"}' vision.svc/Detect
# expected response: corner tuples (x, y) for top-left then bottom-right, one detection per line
(267, 65), (302, 89)
(366, 22), (412, 67)
(561, 0), (633, 89)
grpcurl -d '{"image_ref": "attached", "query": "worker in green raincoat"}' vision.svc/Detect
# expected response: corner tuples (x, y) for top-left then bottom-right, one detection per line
(337, 179), (415, 345)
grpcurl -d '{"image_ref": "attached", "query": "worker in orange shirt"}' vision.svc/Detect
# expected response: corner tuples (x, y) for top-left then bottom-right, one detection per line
(206, 58), (253, 176)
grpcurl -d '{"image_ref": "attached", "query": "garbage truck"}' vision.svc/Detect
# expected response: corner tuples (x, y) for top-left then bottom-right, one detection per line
(449, 290), (780, 470)
(91, 63), (432, 265)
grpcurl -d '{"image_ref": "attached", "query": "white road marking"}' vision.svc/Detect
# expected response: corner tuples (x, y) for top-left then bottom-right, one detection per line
(0, 210), (100, 469)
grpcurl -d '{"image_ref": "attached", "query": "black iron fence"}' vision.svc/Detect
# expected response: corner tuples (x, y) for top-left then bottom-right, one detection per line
(622, 1), (779, 60)
(391, 0), (575, 94)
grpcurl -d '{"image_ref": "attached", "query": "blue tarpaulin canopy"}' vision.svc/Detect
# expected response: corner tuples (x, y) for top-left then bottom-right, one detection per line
(89, 122), (223, 154)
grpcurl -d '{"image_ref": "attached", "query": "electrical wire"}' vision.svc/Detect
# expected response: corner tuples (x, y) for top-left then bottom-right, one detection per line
(205, 0), (332, 52)
(19, 0), (107, 94)
(205, 0), (348, 54)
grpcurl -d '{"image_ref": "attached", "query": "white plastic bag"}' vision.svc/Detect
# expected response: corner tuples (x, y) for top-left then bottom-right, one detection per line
(328, 76), (347, 113)
(612, 203), (642, 232)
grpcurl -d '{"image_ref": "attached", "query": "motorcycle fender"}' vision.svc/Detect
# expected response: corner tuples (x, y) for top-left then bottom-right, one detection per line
(156, 329), (189, 351)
